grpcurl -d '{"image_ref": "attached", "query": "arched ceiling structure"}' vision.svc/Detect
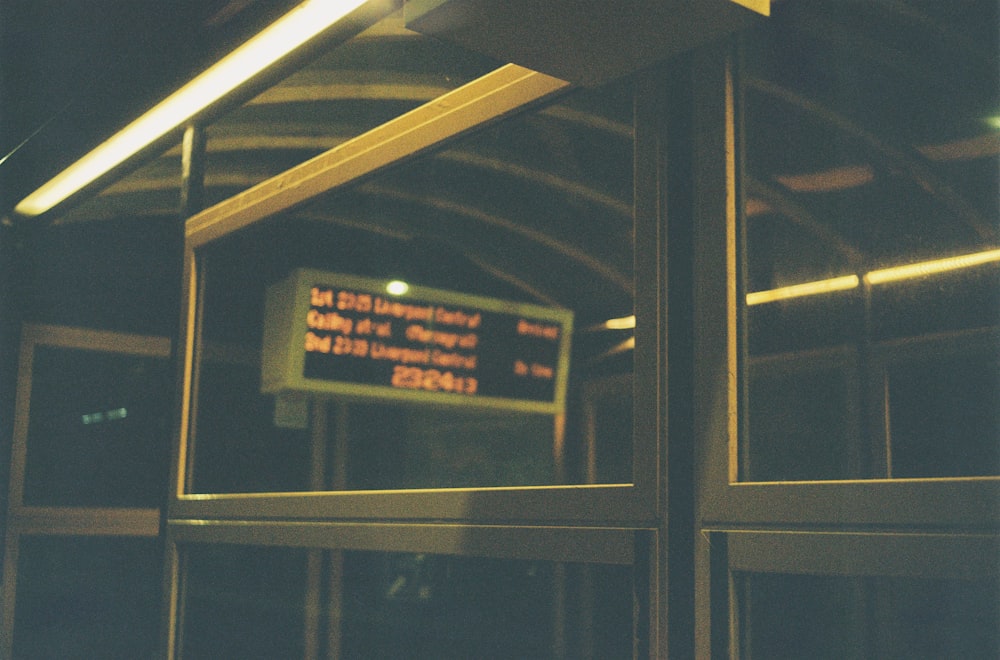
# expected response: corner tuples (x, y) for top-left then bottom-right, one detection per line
(5, 1), (998, 337)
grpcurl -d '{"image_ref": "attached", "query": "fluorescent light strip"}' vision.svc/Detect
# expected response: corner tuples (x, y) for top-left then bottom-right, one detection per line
(746, 275), (859, 305)
(746, 247), (1000, 306)
(603, 315), (636, 330)
(595, 336), (635, 360)
(864, 248), (1000, 285)
(593, 248), (999, 333)
(583, 314), (635, 332)
(588, 249), (1000, 338)
(14, 0), (368, 217)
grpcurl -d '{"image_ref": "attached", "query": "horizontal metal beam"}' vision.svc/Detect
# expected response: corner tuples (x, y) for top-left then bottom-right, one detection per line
(168, 518), (636, 564)
(11, 506), (161, 537)
(186, 64), (571, 247)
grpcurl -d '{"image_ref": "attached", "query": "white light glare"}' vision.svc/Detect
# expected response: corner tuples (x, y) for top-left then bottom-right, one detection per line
(15, 0), (368, 217)
(386, 280), (410, 296)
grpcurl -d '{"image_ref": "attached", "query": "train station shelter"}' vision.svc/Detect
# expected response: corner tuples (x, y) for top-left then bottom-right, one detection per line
(0, 1), (997, 656)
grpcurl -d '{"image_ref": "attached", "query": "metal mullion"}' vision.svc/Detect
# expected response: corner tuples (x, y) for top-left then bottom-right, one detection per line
(11, 506), (160, 537)
(725, 529), (1000, 580)
(6, 327), (37, 512)
(20, 324), (171, 356)
(166, 519), (637, 566)
(695, 36), (1000, 532)
(169, 482), (647, 525)
(0, 530), (20, 659)
(171, 244), (203, 500)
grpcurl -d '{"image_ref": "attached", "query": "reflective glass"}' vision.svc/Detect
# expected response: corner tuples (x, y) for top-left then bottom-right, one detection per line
(179, 544), (634, 659)
(187, 74), (635, 493)
(201, 7), (504, 208)
(742, 1), (1000, 481)
(341, 552), (633, 659)
(740, 572), (999, 659)
(181, 544), (311, 659)
(12, 536), (162, 659)
(23, 346), (172, 507)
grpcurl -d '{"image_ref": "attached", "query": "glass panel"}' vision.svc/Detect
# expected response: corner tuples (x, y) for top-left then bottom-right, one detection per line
(582, 375), (633, 484)
(742, 0), (1000, 481)
(740, 573), (999, 659)
(179, 544), (634, 659)
(341, 552), (633, 659)
(181, 544), (310, 659)
(188, 75), (635, 493)
(746, 351), (859, 481)
(15, 217), (182, 335)
(12, 536), (162, 659)
(23, 346), (172, 507)
(201, 7), (504, 208)
(345, 405), (556, 489)
(887, 342), (1000, 478)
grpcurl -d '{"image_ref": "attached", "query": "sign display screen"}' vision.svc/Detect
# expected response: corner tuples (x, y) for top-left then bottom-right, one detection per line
(262, 270), (573, 413)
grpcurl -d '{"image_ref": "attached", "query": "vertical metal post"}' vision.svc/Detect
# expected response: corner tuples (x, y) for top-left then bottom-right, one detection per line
(326, 402), (350, 659)
(304, 400), (327, 660)
(0, 531), (20, 658)
(179, 124), (207, 220)
(163, 122), (207, 659)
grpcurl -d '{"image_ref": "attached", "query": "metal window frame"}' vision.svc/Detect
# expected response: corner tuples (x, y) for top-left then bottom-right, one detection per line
(692, 34), (1000, 660)
(693, 41), (1000, 532)
(1, 324), (170, 658)
(160, 56), (676, 657)
(167, 63), (662, 527)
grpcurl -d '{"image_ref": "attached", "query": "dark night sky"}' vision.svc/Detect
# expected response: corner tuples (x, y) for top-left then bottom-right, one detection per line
(0, 1), (300, 216)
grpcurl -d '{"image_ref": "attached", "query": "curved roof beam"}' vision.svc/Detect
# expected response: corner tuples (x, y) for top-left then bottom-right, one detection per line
(88, 146), (633, 225)
(67, 169), (634, 290)
(858, 0), (995, 65)
(745, 178), (866, 266)
(457, 248), (567, 307)
(356, 184), (632, 291)
(746, 77), (997, 242)
(293, 209), (414, 240)
(293, 209), (569, 307)
(434, 151), (632, 218)
(773, 165), (875, 193)
(188, 139), (633, 220)
(247, 79), (451, 105)
(539, 106), (632, 138)
(243, 89), (631, 137)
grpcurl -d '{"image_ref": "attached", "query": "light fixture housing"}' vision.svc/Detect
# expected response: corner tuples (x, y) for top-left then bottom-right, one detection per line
(14, 0), (382, 218)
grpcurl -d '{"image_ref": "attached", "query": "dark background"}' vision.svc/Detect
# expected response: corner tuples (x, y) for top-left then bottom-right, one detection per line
(0, 0), (302, 216)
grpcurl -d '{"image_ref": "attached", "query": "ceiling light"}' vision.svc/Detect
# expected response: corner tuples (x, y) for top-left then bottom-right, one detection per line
(14, 0), (370, 217)
(747, 248), (1000, 305)
(746, 275), (859, 305)
(864, 248), (1000, 285)
(385, 280), (410, 296)
(603, 315), (636, 330)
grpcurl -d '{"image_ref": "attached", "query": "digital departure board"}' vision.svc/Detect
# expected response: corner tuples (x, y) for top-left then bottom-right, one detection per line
(262, 269), (573, 413)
